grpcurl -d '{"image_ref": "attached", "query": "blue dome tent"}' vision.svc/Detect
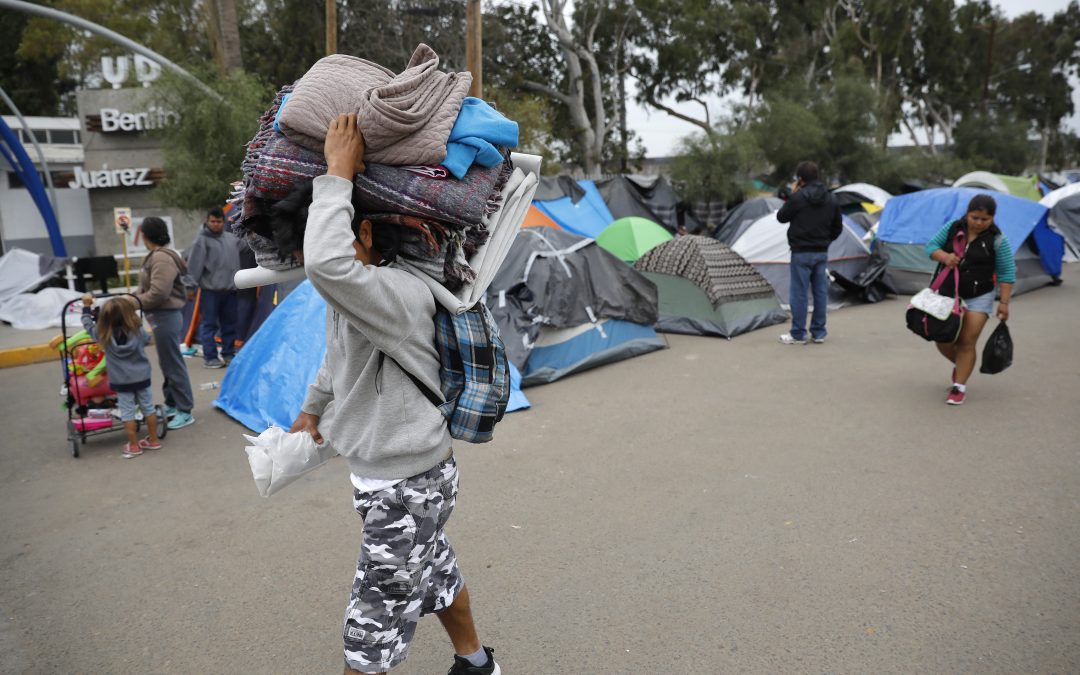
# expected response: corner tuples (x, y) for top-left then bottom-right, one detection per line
(532, 180), (614, 238)
(877, 188), (1063, 296)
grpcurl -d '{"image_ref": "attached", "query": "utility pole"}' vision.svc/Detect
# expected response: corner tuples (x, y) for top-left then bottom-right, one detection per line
(325, 0), (337, 56)
(981, 19), (996, 113)
(466, 0), (482, 98)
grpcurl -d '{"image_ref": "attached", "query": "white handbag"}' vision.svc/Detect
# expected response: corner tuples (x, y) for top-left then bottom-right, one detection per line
(909, 287), (963, 321)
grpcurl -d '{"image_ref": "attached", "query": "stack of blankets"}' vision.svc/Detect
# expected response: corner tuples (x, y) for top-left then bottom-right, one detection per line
(229, 44), (520, 292)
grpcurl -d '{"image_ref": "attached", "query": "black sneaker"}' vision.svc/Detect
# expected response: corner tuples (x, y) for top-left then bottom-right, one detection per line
(447, 646), (500, 675)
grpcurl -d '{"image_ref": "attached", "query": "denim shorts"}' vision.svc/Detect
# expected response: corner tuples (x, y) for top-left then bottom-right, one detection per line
(964, 290), (995, 314)
(343, 456), (463, 673)
(116, 387), (154, 422)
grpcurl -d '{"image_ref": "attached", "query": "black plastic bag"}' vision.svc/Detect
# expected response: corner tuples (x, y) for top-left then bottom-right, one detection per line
(980, 322), (1013, 374)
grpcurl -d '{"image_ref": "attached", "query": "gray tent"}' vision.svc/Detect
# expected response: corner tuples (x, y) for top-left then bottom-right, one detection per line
(596, 175), (701, 234)
(730, 213), (871, 309)
(534, 175), (586, 202)
(713, 197), (784, 244)
(488, 226), (665, 386)
(1049, 192), (1080, 261)
(634, 236), (787, 338)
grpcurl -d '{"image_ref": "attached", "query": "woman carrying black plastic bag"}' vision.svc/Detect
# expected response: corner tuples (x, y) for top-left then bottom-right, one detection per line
(925, 194), (1015, 405)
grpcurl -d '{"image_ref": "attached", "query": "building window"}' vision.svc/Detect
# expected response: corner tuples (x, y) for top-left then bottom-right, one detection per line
(6, 170), (72, 189)
(47, 129), (79, 145)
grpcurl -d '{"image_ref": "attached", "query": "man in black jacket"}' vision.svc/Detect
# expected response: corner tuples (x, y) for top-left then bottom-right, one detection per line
(776, 161), (842, 344)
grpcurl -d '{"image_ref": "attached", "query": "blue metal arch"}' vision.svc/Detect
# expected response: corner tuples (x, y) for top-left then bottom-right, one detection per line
(0, 117), (66, 256)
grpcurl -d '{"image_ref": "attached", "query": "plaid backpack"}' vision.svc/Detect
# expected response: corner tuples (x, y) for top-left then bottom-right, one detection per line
(391, 302), (510, 443)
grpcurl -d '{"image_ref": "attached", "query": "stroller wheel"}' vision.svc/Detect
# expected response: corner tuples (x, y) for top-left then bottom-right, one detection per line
(156, 405), (168, 439)
(66, 420), (80, 458)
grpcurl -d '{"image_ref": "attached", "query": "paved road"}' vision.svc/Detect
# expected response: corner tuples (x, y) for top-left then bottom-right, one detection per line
(2, 268), (1079, 674)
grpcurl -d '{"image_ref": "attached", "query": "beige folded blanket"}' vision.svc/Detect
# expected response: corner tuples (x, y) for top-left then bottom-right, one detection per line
(277, 44), (472, 166)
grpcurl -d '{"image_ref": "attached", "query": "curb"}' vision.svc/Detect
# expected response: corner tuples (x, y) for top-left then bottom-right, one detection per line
(0, 344), (56, 369)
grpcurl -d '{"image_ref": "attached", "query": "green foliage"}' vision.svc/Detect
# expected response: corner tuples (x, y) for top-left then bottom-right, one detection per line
(14, 0), (210, 87)
(237, 0), (324, 87)
(484, 87), (565, 175)
(859, 150), (971, 194)
(0, 12), (72, 115)
(1046, 130), (1080, 170)
(670, 126), (764, 205)
(340, 0), (469, 71)
(808, 73), (880, 181)
(953, 112), (1032, 174)
(149, 68), (272, 211)
(751, 90), (828, 182)
(4, 0), (1079, 184)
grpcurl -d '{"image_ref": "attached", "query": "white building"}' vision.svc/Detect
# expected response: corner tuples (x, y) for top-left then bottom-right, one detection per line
(0, 115), (95, 257)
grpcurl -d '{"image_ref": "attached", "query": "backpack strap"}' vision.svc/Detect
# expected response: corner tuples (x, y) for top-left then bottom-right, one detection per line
(376, 351), (443, 408)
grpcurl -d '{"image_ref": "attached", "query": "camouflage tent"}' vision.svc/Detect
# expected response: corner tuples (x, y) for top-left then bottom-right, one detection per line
(634, 236), (787, 338)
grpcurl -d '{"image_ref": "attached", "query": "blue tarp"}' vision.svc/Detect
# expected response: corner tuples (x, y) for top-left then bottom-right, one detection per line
(216, 280), (529, 432)
(878, 187), (1064, 278)
(533, 181), (614, 238)
(215, 280), (327, 431)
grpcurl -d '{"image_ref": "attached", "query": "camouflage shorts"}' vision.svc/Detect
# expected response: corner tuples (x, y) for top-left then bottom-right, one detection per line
(343, 456), (464, 673)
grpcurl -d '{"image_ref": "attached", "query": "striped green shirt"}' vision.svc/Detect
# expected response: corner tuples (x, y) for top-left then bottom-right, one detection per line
(924, 222), (1016, 284)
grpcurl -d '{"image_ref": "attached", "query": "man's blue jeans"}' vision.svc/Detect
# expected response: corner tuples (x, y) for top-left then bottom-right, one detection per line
(199, 289), (237, 362)
(789, 251), (829, 341)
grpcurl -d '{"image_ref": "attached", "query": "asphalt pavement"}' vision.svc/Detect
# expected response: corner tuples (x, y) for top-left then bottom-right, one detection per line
(1, 267), (1078, 674)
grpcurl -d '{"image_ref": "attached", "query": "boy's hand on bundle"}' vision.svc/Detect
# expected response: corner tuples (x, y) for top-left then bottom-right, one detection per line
(288, 411), (324, 445)
(325, 113), (366, 180)
(81, 293), (94, 307)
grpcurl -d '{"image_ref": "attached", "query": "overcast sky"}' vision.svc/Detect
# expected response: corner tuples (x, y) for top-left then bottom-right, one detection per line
(627, 0), (1079, 156)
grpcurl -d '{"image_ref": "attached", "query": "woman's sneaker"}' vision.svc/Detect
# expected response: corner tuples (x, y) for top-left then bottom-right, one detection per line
(447, 646), (500, 675)
(167, 411), (195, 430)
(946, 386), (966, 405)
(121, 442), (143, 459)
(138, 437), (162, 451)
(163, 406), (178, 419)
(778, 333), (807, 345)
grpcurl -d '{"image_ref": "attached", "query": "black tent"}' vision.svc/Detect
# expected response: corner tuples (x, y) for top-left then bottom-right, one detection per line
(596, 175), (702, 233)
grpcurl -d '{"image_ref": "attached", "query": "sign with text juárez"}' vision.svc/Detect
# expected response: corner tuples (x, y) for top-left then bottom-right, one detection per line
(68, 167), (159, 189)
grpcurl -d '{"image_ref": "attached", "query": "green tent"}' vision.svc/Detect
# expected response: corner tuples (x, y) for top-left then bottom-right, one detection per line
(596, 217), (673, 262)
(952, 171), (1042, 202)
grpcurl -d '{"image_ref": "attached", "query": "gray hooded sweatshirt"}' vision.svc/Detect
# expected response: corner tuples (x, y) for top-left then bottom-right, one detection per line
(81, 307), (152, 392)
(186, 224), (241, 292)
(300, 175), (450, 480)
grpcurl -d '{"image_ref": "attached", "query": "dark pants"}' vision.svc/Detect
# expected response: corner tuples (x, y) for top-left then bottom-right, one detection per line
(199, 290), (237, 362)
(147, 309), (194, 413)
(235, 287), (258, 343)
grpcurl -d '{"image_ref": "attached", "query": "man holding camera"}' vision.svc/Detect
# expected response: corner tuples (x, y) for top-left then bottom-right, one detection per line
(776, 161), (842, 345)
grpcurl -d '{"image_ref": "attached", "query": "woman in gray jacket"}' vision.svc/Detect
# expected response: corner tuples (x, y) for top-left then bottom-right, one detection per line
(134, 217), (195, 430)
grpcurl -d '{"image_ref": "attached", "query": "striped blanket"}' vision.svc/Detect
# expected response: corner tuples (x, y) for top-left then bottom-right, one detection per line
(230, 82), (510, 281)
(248, 131), (510, 228)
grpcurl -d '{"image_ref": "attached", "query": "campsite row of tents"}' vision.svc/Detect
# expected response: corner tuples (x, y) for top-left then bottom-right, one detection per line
(215, 168), (1079, 432)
